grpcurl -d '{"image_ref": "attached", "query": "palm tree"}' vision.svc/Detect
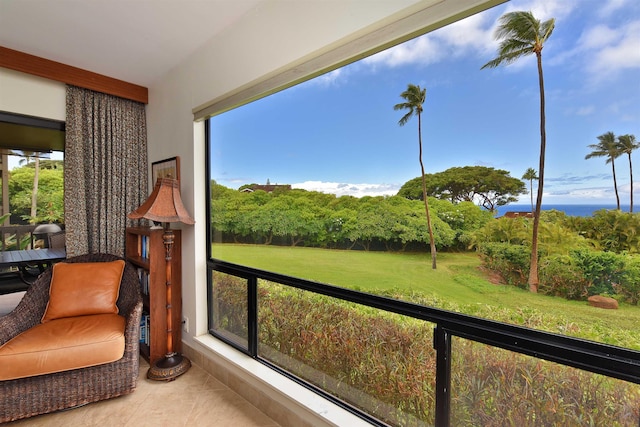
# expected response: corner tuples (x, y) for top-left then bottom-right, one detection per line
(18, 150), (41, 222)
(585, 131), (622, 210)
(394, 83), (436, 269)
(482, 11), (555, 293)
(521, 167), (538, 213)
(617, 134), (638, 212)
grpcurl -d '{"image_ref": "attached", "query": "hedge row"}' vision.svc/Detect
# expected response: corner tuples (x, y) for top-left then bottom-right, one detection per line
(213, 273), (639, 426)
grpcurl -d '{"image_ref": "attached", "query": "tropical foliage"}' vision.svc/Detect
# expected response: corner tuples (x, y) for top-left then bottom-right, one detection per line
(564, 209), (640, 253)
(211, 181), (493, 251)
(8, 160), (64, 224)
(474, 210), (640, 304)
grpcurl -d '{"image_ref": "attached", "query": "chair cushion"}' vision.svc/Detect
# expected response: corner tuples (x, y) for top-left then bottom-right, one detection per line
(42, 260), (125, 322)
(0, 313), (126, 380)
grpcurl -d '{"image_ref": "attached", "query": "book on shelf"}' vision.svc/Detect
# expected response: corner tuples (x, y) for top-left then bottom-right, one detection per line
(140, 313), (150, 345)
(140, 235), (150, 259)
(139, 314), (145, 344)
(136, 268), (150, 295)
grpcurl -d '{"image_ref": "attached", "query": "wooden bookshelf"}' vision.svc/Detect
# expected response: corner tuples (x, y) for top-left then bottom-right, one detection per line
(125, 226), (182, 365)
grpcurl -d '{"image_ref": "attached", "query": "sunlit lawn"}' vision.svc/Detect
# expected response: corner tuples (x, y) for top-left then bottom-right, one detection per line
(212, 243), (640, 350)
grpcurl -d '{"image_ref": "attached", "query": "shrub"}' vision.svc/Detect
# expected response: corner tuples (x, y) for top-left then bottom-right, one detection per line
(565, 210), (640, 253)
(616, 254), (640, 305)
(469, 217), (528, 248)
(570, 249), (626, 296)
(477, 244), (640, 304)
(451, 340), (640, 427)
(539, 254), (589, 300)
(477, 243), (529, 288)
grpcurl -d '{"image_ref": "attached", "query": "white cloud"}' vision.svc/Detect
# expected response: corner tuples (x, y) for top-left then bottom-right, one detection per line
(590, 21), (640, 72)
(363, 1), (579, 72)
(543, 186), (615, 203)
(556, 20), (640, 81)
(312, 68), (345, 87)
(618, 181), (640, 195)
(435, 12), (495, 56)
(503, 0), (577, 22)
(579, 25), (618, 49)
(363, 35), (444, 68)
(599, 0), (632, 17)
(292, 180), (399, 197)
(364, 6), (500, 70)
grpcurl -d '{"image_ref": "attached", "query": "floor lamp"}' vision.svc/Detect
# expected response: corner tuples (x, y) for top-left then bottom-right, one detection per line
(128, 177), (195, 381)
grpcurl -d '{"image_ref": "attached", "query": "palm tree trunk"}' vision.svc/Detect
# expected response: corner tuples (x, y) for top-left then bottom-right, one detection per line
(527, 52), (546, 293)
(612, 159), (620, 210)
(628, 153), (633, 213)
(529, 179), (534, 212)
(30, 156), (39, 221)
(418, 114), (436, 269)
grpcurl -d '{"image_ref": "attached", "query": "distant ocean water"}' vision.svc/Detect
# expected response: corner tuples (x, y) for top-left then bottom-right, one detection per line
(496, 204), (632, 217)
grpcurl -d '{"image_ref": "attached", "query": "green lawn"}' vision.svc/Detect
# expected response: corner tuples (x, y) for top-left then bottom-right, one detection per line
(212, 243), (640, 350)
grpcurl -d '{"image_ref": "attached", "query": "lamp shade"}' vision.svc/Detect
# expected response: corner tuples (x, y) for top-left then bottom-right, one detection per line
(128, 178), (195, 225)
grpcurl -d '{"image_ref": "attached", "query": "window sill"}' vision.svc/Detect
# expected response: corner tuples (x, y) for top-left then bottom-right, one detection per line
(192, 334), (372, 427)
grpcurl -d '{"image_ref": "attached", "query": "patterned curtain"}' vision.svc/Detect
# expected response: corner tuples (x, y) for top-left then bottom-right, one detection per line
(64, 86), (148, 257)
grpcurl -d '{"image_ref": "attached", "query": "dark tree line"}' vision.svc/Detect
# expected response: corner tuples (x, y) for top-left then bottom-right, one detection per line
(211, 182), (493, 252)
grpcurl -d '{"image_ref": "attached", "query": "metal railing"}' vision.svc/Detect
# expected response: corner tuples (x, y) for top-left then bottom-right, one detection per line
(208, 259), (640, 427)
(0, 225), (38, 251)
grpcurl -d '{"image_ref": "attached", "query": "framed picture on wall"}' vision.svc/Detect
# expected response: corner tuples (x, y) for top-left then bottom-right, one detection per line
(152, 156), (180, 183)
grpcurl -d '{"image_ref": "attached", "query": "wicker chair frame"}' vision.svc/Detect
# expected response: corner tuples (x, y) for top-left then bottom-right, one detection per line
(0, 253), (143, 423)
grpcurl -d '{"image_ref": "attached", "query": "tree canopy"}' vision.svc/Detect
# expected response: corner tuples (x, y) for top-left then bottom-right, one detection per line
(8, 161), (64, 223)
(211, 181), (493, 251)
(397, 166), (526, 212)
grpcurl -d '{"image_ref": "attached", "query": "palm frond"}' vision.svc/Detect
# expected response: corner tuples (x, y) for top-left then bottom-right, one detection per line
(482, 10), (555, 69)
(495, 11), (539, 42)
(482, 45), (532, 68)
(586, 132), (623, 162)
(617, 134), (638, 154)
(540, 19), (555, 42)
(395, 84), (426, 126)
(398, 112), (413, 127)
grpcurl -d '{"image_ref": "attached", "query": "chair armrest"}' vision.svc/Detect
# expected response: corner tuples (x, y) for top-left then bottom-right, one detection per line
(123, 299), (143, 348)
(0, 268), (52, 345)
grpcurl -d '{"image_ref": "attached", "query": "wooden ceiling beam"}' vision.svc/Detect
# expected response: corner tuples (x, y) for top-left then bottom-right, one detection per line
(0, 46), (148, 104)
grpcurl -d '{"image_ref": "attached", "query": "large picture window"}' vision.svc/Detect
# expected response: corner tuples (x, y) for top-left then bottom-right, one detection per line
(206, 1), (640, 425)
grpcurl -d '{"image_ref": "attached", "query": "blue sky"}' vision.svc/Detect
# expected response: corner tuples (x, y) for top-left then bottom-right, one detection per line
(210, 0), (640, 205)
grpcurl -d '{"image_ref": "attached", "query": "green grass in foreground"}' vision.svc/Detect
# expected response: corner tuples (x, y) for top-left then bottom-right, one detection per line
(212, 244), (640, 350)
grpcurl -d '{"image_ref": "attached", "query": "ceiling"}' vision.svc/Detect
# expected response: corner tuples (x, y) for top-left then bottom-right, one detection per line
(0, 0), (263, 87)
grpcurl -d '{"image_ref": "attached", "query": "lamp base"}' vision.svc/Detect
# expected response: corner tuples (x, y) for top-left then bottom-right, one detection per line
(147, 352), (191, 381)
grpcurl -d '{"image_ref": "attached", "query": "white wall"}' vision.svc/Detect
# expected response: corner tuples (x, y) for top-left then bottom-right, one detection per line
(147, 0), (431, 345)
(146, 0), (499, 347)
(0, 68), (66, 119)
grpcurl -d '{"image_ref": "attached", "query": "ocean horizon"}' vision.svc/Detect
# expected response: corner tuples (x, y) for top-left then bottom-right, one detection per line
(496, 204), (633, 217)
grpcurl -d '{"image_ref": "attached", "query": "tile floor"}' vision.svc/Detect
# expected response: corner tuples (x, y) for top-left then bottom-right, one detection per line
(7, 358), (281, 427)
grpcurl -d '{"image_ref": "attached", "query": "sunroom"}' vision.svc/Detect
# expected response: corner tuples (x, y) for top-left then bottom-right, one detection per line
(1, 0), (638, 426)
